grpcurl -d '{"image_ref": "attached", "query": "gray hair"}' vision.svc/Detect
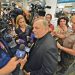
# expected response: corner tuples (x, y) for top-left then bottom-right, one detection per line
(33, 18), (49, 27)
(43, 18), (49, 27)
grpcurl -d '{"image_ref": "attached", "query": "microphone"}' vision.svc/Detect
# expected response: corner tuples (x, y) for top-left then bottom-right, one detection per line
(25, 46), (30, 53)
(19, 44), (25, 50)
(45, 6), (51, 9)
(16, 39), (25, 44)
(15, 44), (26, 59)
(16, 43), (30, 59)
(19, 44), (30, 53)
(13, 44), (26, 75)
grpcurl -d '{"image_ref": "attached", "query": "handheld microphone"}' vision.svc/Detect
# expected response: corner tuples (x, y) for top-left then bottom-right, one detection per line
(25, 47), (30, 53)
(19, 44), (25, 50)
(13, 45), (26, 75)
(16, 44), (26, 59)
(15, 43), (30, 59)
(16, 39), (25, 44)
(45, 6), (51, 9)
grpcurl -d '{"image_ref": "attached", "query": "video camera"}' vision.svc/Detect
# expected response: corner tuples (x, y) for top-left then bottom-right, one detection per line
(28, 1), (51, 25)
(0, 19), (8, 30)
(0, 19), (10, 38)
(30, 1), (51, 15)
(0, 22), (17, 48)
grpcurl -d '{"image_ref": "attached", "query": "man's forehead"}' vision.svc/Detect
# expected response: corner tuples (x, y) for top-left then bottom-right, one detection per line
(33, 23), (42, 28)
(33, 19), (43, 26)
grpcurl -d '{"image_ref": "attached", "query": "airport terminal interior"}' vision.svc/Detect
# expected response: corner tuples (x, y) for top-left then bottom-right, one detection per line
(0, 0), (75, 75)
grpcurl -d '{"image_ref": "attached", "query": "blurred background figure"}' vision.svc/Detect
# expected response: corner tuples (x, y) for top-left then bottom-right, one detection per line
(45, 14), (54, 32)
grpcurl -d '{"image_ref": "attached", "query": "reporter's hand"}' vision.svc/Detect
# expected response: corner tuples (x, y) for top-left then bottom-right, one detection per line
(20, 54), (28, 69)
(57, 42), (62, 49)
(5, 57), (20, 73)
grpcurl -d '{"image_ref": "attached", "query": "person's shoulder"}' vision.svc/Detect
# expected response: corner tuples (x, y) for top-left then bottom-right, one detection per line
(45, 33), (53, 40)
(47, 33), (56, 41)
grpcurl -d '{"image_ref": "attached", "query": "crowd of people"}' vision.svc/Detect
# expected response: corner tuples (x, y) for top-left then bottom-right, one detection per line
(0, 2), (75, 75)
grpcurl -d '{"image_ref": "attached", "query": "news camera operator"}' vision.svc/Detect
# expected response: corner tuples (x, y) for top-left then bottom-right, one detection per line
(16, 2), (51, 26)
(16, 2), (31, 23)
(10, 2), (31, 25)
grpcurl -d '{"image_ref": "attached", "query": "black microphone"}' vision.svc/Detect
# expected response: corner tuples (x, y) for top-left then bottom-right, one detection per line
(19, 44), (30, 53)
(45, 6), (51, 9)
(16, 44), (30, 59)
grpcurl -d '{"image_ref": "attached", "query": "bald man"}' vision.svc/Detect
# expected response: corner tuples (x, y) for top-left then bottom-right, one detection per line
(24, 19), (58, 75)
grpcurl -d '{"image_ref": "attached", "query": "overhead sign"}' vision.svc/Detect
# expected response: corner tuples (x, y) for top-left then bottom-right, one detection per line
(57, 0), (75, 3)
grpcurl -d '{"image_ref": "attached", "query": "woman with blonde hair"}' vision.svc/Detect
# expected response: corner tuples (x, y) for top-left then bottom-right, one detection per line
(16, 15), (25, 28)
(15, 15), (32, 46)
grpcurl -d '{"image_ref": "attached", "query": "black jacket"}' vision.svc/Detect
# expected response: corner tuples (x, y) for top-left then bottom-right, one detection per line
(25, 33), (58, 75)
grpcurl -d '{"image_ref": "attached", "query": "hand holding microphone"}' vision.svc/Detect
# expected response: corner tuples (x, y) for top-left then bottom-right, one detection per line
(16, 44), (30, 59)
(13, 44), (29, 75)
(15, 44), (30, 69)
(20, 54), (28, 69)
(15, 44), (26, 59)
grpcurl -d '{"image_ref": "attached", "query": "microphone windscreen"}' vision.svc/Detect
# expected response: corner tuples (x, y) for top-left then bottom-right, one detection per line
(19, 39), (25, 43)
(19, 44), (25, 51)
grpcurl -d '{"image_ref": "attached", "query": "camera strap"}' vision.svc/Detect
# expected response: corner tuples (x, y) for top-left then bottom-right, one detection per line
(0, 38), (13, 57)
